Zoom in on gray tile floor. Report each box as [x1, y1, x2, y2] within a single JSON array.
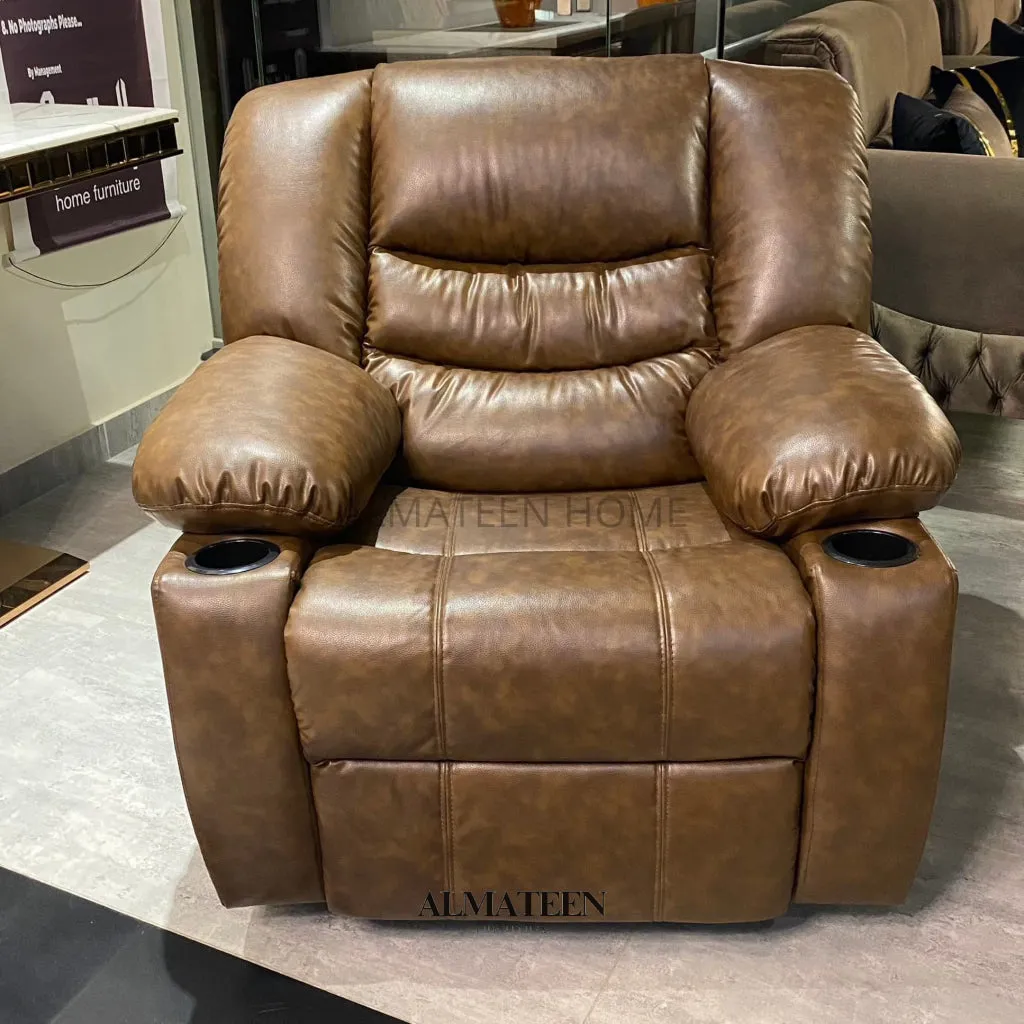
[[0, 417, 1022, 1024]]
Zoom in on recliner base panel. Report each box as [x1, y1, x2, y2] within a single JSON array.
[[313, 759, 802, 923], [151, 514, 956, 923]]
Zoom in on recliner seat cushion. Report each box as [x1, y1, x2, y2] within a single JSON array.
[[346, 482, 753, 555], [285, 483, 815, 765]]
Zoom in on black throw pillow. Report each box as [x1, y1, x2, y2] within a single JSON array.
[[891, 92, 988, 155], [991, 17, 1024, 57], [931, 55, 1023, 157]]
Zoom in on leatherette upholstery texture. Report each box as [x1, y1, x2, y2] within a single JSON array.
[[285, 483, 816, 765], [218, 72, 372, 362], [133, 337, 402, 536], [686, 326, 962, 538], [138, 55, 961, 921], [152, 535, 323, 908], [313, 760, 803, 923], [785, 518, 957, 903]]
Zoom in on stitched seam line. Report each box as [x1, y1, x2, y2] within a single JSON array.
[[629, 491, 670, 919], [750, 483, 943, 537], [437, 764, 446, 892], [447, 493, 463, 556], [655, 763, 668, 921], [140, 501, 335, 525], [437, 764, 451, 893], [430, 495, 459, 760], [662, 763, 670, 921], [448, 764, 456, 894], [631, 492, 673, 760], [443, 763, 454, 893]]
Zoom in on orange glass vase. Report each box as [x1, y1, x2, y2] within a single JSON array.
[[494, 0, 541, 28]]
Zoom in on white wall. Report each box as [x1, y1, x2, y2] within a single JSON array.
[[0, 0, 215, 475]]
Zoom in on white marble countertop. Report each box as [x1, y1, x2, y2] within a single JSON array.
[[0, 103, 178, 162]]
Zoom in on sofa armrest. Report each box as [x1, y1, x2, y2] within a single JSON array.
[[686, 326, 961, 538], [762, 3, 910, 147], [870, 149, 1024, 337], [133, 336, 401, 537]]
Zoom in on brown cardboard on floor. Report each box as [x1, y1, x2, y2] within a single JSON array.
[[0, 540, 89, 628]]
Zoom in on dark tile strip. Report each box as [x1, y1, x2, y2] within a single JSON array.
[[0, 867, 405, 1024]]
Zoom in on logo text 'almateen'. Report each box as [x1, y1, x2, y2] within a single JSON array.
[[419, 890, 607, 918]]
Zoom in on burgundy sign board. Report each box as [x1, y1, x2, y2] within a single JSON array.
[[0, 0, 179, 256]]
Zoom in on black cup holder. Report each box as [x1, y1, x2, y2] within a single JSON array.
[[185, 538, 281, 576], [823, 529, 919, 568]]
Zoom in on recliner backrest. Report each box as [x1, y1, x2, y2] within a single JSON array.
[[218, 56, 871, 493]]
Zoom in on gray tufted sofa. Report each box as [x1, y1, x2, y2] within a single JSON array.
[[763, 0, 1024, 417], [870, 150, 1024, 419]]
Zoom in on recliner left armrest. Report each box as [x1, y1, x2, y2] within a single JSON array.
[[686, 325, 961, 539], [133, 335, 402, 537]]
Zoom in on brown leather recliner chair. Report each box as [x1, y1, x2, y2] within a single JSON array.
[[133, 56, 962, 923]]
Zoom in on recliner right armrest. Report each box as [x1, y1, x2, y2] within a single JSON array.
[[686, 326, 961, 539]]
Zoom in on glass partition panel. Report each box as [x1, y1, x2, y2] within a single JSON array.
[[719, 0, 844, 61], [213, 0, 701, 132], [314, 1, 696, 67], [312, 0, 614, 71]]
